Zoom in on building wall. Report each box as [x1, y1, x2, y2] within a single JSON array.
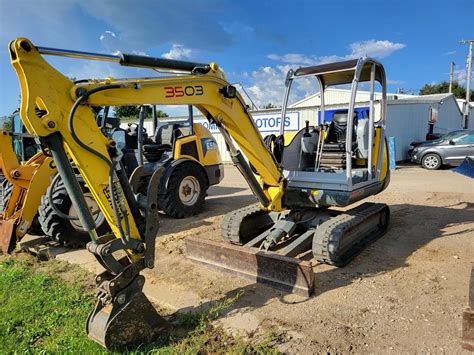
[[289, 88, 413, 108], [385, 103, 432, 160]]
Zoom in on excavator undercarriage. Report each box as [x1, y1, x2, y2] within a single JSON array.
[[187, 201, 390, 296]]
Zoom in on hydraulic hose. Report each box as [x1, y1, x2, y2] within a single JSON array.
[[68, 84, 132, 243]]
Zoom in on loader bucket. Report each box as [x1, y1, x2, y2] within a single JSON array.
[[185, 236, 314, 296], [0, 219, 16, 253], [87, 275, 168, 350]]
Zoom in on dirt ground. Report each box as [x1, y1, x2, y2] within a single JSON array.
[[17, 164, 473, 353], [143, 164, 474, 353]]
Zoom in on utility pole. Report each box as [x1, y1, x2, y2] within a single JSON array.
[[460, 40, 473, 129], [449, 61, 455, 93]]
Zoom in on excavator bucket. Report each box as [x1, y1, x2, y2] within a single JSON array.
[[185, 236, 314, 296], [0, 219, 16, 253], [87, 274, 168, 350]]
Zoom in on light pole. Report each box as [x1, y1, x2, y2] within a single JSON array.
[[460, 40, 473, 129]]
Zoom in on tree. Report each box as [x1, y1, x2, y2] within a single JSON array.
[[262, 103, 277, 109], [113, 106, 169, 119], [2, 117, 12, 131], [419, 81, 473, 101], [113, 105, 140, 118]]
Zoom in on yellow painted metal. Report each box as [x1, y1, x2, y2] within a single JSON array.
[[10, 38, 143, 262], [9, 38, 286, 261], [372, 127, 388, 181], [76, 77, 282, 187], [172, 124, 221, 166], [0, 131, 56, 246]]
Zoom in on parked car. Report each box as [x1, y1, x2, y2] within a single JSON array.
[[409, 130, 474, 170]]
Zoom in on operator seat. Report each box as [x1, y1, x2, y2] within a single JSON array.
[[319, 110, 358, 170], [143, 124, 183, 162], [326, 111, 358, 145]]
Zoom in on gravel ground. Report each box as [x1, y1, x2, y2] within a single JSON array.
[[149, 165, 474, 353], [14, 164, 473, 353]]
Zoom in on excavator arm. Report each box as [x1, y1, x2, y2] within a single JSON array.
[[9, 37, 285, 349]]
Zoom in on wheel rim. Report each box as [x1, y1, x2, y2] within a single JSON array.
[[178, 176, 200, 206], [424, 155, 439, 168], [68, 193, 104, 231]]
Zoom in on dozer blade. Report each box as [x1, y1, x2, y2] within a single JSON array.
[[87, 275, 168, 350], [186, 236, 314, 296], [0, 219, 16, 253]]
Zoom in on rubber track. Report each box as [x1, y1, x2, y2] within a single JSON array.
[[221, 204, 263, 245], [312, 202, 389, 267]]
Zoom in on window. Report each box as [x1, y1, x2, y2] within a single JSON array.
[[454, 133, 474, 144]]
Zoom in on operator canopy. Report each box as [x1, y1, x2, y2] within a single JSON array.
[[294, 58, 386, 87]]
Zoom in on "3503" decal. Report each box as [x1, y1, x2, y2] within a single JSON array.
[[164, 85, 203, 98]]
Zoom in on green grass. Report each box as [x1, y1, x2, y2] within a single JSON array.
[[0, 255, 277, 354]]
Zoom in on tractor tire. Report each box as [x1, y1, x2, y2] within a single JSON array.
[[160, 163, 207, 218], [38, 176, 110, 248], [422, 153, 442, 170], [0, 179, 13, 212]]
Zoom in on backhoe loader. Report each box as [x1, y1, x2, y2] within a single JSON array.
[[9, 38, 389, 349], [0, 112, 56, 252], [37, 105, 223, 248]]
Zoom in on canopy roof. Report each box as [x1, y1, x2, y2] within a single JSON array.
[[293, 58, 385, 87]]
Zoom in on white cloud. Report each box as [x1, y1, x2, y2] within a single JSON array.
[[444, 50, 456, 55], [248, 39, 406, 107], [267, 53, 316, 65], [348, 40, 405, 58], [268, 40, 406, 67], [387, 79, 404, 85], [66, 60, 122, 81], [99, 30, 123, 54], [162, 44, 192, 60], [100, 30, 116, 41], [243, 65, 317, 108]]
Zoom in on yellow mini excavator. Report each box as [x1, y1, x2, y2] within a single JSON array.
[[9, 38, 390, 349]]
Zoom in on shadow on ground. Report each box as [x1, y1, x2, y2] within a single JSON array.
[[178, 201, 474, 318], [158, 189, 256, 235]]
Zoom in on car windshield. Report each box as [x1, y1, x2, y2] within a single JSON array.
[[431, 131, 467, 144]]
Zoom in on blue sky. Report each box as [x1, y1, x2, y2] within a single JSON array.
[[0, 0, 473, 117]]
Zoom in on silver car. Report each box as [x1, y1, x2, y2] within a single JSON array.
[[409, 130, 474, 170]]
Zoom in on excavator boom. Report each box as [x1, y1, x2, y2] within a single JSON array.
[[9, 38, 286, 349]]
